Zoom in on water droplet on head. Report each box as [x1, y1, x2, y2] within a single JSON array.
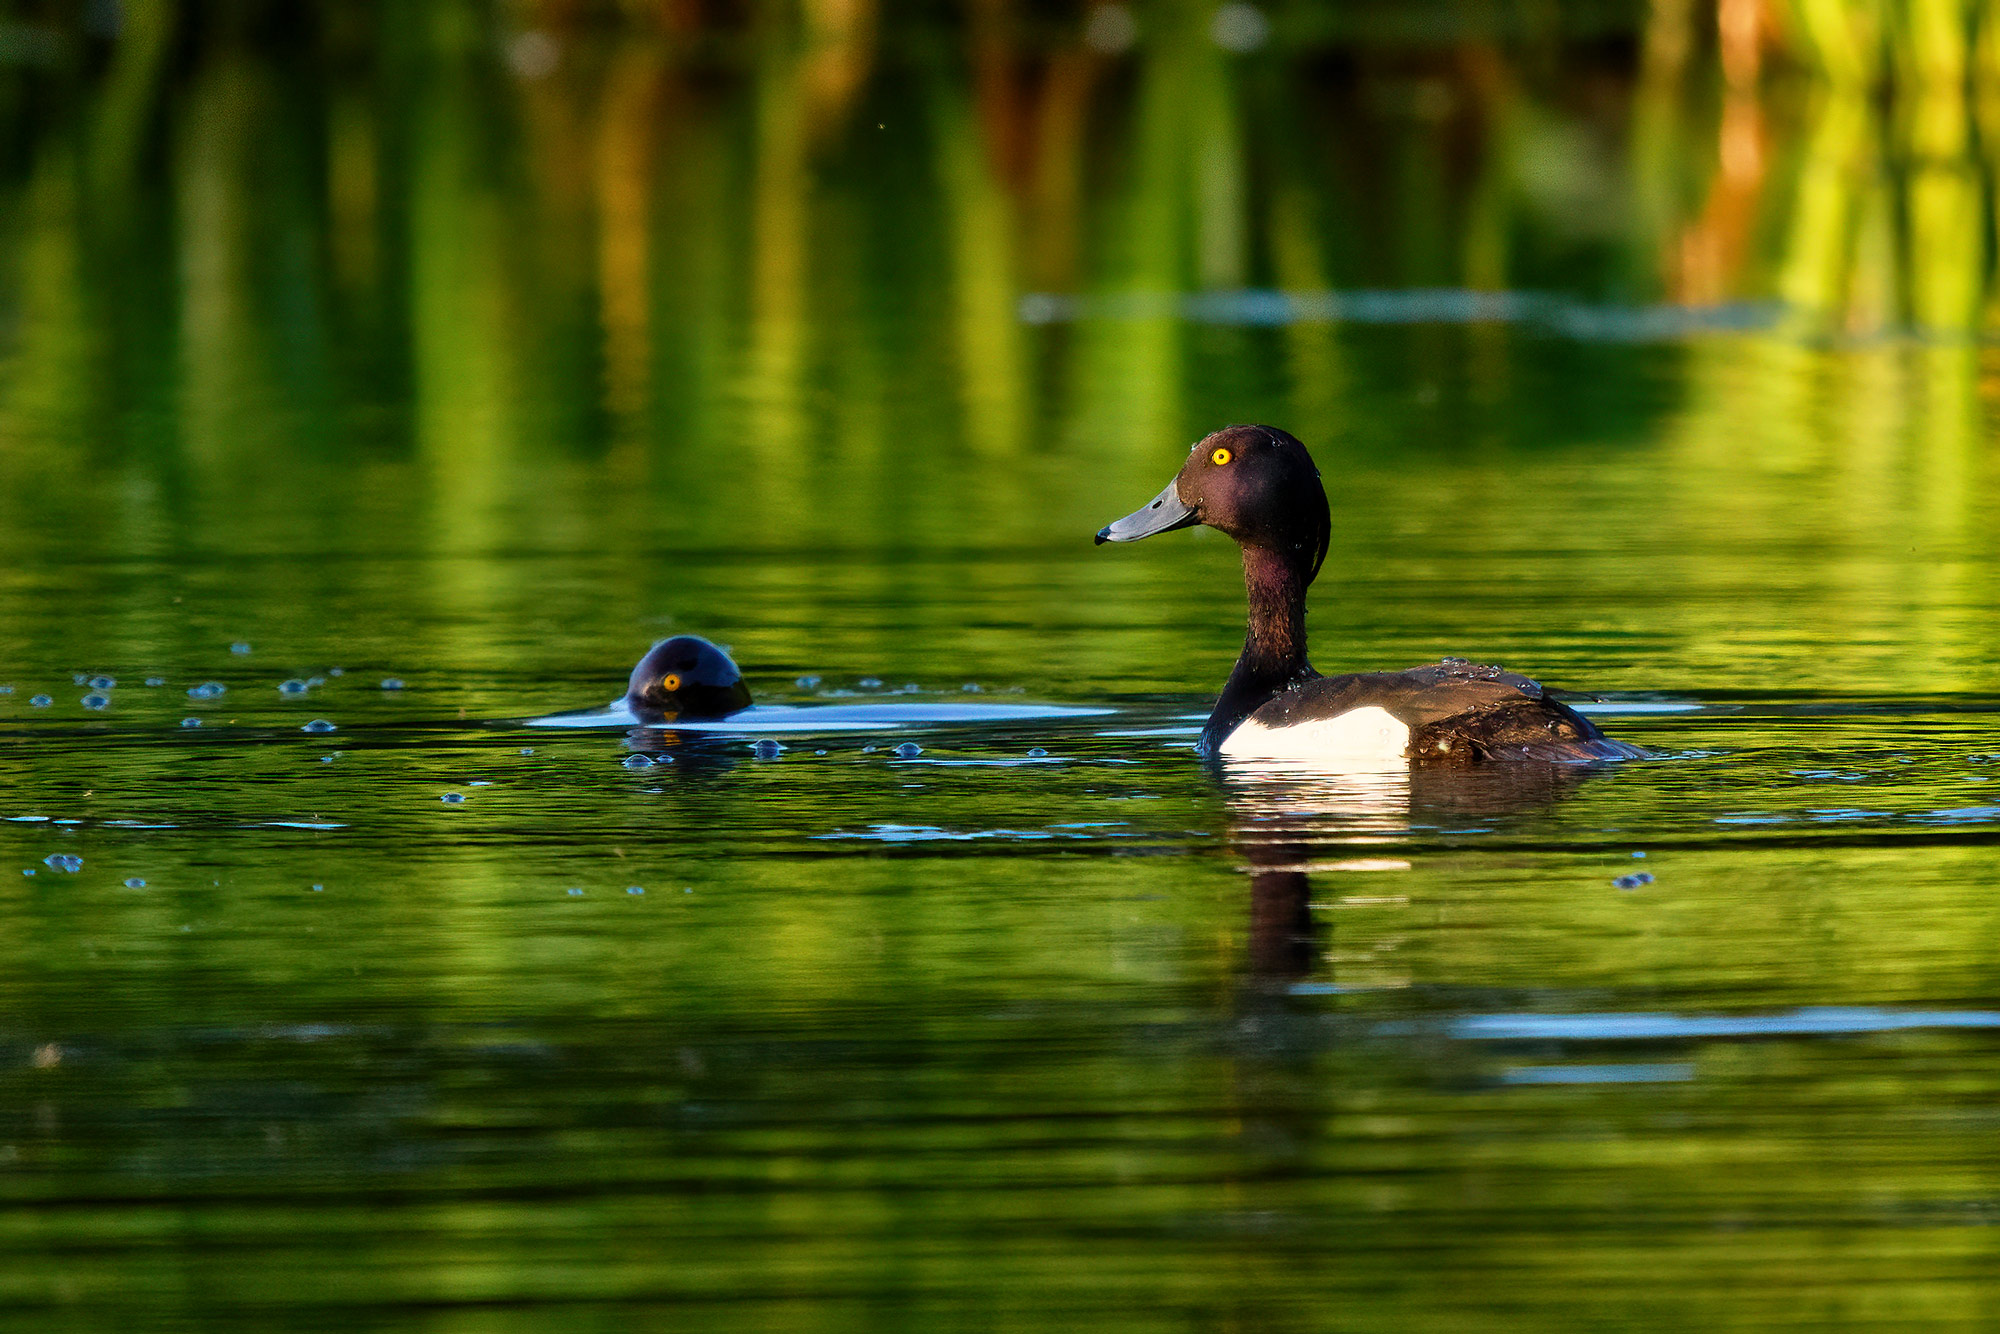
[[23, 868, 36, 876], [1613, 872, 1655, 890], [187, 682, 225, 699], [441, 792, 465, 804], [302, 720, 336, 733], [279, 679, 309, 695], [622, 754, 655, 769], [626, 886, 644, 895], [962, 683, 982, 693], [1028, 747, 1049, 758], [311, 884, 324, 892], [795, 675, 822, 689], [754, 739, 784, 759], [144, 677, 165, 687], [30, 695, 52, 708], [88, 676, 115, 690], [894, 742, 924, 759], [380, 678, 405, 691], [859, 678, 883, 690], [519, 747, 534, 755], [81, 693, 109, 710], [123, 877, 145, 889], [181, 717, 202, 729], [43, 854, 82, 873], [566, 887, 584, 897], [230, 642, 252, 655], [327, 668, 343, 677]]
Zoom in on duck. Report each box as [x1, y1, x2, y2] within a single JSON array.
[[624, 636, 753, 723], [1095, 425, 1645, 764]]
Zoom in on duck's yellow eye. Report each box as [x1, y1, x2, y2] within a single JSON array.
[[662, 674, 682, 691], [1211, 447, 1233, 466]]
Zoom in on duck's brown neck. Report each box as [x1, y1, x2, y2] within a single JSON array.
[[1199, 546, 1318, 755]]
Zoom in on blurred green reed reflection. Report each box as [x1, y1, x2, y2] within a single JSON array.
[[6, 4, 2000, 1331]]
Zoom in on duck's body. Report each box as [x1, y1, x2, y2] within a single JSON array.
[[1096, 425, 1643, 765]]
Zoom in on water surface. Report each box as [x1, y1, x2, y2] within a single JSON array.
[[7, 10, 2000, 1330]]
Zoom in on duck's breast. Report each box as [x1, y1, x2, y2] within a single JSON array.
[[1217, 703, 1409, 760]]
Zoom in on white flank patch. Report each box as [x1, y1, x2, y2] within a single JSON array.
[[1218, 705, 1410, 760]]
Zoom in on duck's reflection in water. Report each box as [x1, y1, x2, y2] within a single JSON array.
[[621, 726, 744, 781], [1219, 758, 1611, 992]]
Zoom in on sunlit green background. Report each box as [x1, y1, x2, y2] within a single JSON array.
[[6, 1, 2000, 1328]]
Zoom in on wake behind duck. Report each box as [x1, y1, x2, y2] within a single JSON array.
[[528, 635, 1111, 732]]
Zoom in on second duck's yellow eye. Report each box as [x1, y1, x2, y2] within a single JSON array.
[[663, 674, 682, 691], [1211, 447, 1233, 466]]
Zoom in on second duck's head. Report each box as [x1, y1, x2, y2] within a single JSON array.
[[1094, 425, 1330, 580], [624, 635, 753, 723]]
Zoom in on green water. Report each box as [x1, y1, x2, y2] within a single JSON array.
[[7, 8, 2000, 1329]]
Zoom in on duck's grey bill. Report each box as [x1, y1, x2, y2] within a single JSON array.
[[1095, 482, 1197, 544]]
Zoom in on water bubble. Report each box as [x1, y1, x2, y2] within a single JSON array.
[[279, 679, 309, 695], [88, 676, 115, 690], [1613, 872, 1655, 890], [1632, 851, 1647, 859], [302, 719, 336, 733], [123, 877, 145, 889], [1028, 747, 1049, 758], [795, 675, 822, 689], [81, 693, 109, 710], [230, 642, 251, 655], [626, 885, 645, 896], [30, 695, 52, 708], [380, 678, 405, 691], [566, 887, 584, 897], [144, 677, 165, 687], [508, 29, 561, 79], [859, 677, 883, 689], [311, 884, 324, 892], [1200, 4, 1264, 56], [893, 742, 924, 759], [43, 854, 82, 873], [1083, 3, 1136, 52], [754, 740, 784, 759], [441, 792, 465, 804], [187, 682, 226, 699], [623, 754, 655, 769], [519, 748, 535, 755], [319, 755, 335, 763], [814, 749, 827, 756], [180, 717, 202, 728]]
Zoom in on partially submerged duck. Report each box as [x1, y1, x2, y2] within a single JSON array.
[[625, 636, 752, 723], [1096, 425, 1644, 763]]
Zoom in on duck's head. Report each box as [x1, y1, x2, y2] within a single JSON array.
[[1094, 425, 1330, 580], [623, 636, 753, 723]]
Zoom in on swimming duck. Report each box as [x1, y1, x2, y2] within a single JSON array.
[[624, 636, 753, 723], [1096, 425, 1644, 763]]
